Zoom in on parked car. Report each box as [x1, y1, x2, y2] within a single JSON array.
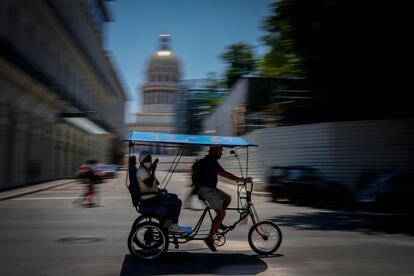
[[266, 166, 350, 205], [355, 171, 414, 213], [95, 164, 118, 179]]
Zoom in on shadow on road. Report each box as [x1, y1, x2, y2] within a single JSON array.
[[271, 210, 414, 235], [120, 252, 268, 275]]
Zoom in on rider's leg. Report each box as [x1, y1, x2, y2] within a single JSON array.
[[221, 191, 231, 209], [211, 191, 231, 234], [158, 193, 182, 224], [208, 207, 225, 240]]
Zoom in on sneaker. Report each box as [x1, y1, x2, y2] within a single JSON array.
[[179, 225, 193, 234], [204, 237, 217, 252], [168, 223, 185, 233]]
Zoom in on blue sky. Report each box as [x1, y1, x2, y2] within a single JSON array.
[[106, 0, 274, 119]]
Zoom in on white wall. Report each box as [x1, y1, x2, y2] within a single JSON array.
[[203, 79, 248, 136], [216, 119, 414, 191]]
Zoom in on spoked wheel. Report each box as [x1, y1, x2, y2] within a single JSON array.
[[132, 215, 159, 227], [213, 233, 226, 247], [128, 221, 169, 261], [248, 220, 282, 255]]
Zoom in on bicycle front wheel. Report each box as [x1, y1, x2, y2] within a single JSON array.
[[248, 220, 282, 255]]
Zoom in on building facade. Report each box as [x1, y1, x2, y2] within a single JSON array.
[[203, 77, 308, 136], [202, 77, 413, 191], [176, 79, 227, 135], [0, 0, 127, 190]]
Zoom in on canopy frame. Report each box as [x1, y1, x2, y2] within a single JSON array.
[[125, 131, 257, 190]]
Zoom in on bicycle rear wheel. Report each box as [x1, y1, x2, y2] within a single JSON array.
[[128, 221, 169, 261], [248, 220, 282, 255]]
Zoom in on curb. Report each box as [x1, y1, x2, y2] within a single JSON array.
[[0, 180, 78, 201]]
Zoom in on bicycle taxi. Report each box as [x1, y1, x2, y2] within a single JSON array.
[[125, 131, 282, 261]]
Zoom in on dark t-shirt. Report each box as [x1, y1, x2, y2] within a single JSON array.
[[199, 155, 224, 189]]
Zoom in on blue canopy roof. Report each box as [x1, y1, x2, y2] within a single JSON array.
[[127, 131, 257, 148]]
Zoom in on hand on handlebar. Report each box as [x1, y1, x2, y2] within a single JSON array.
[[237, 177, 253, 183]]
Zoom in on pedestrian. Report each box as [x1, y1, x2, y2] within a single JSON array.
[[74, 159, 100, 207], [196, 145, 252, 251]]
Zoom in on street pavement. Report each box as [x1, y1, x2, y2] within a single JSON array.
[[1, 171, 414, 275]]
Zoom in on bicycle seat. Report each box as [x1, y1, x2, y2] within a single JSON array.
[[197, 194, 211, 208]]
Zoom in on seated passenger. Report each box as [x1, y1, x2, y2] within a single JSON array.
[[130, 152, 184, 233]]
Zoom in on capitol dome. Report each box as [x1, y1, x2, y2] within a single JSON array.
[[146, 34, 181, 82], [148, 51, 180, 70], [141, 35, 181, 114]]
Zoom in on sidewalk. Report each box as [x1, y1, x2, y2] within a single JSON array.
[[0, 179, 77, 201]]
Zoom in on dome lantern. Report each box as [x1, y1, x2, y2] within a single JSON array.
[[147, 34, 181, 80]]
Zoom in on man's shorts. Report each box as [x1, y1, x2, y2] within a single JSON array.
[[197, 187, 225, 209]]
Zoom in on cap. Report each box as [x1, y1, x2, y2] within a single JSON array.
[[209, 145, 223, 151], [138, 151, 151, 163]]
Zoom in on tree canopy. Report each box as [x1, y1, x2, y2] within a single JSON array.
[[261, 0, 414, 120], [220, 43, 257, 88]]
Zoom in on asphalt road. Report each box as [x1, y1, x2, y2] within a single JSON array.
[[1, 172, 414, 275]]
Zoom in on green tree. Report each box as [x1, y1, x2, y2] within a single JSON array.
[[260, 11, 303, 77], [220, 43, 256, 88], [263, 0, 414, 119]]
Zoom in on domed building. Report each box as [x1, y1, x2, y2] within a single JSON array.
[[127, 35, 182, 154], [142, 34, 181, 114]]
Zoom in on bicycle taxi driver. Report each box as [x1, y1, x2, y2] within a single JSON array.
[[135, 151, 185, 233], [197, 145, 252, 251]]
